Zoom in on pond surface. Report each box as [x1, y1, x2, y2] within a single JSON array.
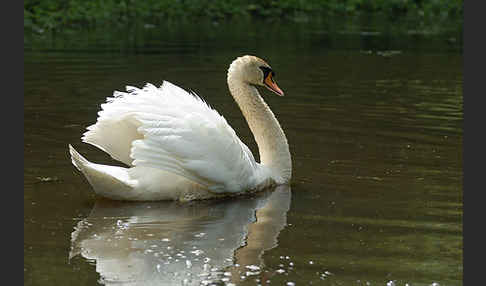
[[24, 18, 462, 286]]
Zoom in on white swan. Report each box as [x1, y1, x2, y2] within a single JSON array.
[[69, 55, 291, 201]]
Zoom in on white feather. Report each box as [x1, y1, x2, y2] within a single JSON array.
[[78, 81, 266, 197]]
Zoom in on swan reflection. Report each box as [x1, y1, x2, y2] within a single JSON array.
[[70, 185, 291, 285]]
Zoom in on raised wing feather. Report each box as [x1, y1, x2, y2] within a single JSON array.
[[84, 81, 260, 193]]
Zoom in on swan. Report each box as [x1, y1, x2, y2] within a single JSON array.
[[69, 55, 291, 201]]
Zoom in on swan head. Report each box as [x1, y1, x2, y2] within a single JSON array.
[[228, 55, 284, 96]]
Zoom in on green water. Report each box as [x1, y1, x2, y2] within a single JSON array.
[[24, 19, 462, 285]]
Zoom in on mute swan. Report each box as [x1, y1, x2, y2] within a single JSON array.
[[69, 55, 291, 201]]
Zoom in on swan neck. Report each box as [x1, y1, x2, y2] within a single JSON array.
[[227, 71, 291, 183]]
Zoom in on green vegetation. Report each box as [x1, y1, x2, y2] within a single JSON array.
[[25, 0, 463, 33]]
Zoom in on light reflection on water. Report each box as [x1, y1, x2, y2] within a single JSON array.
[[70, 186, 291, 285]]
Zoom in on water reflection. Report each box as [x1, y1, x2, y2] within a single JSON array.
[[69, 185, 291, 285]]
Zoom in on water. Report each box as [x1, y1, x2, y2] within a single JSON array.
[[24, 18, 462, 285]]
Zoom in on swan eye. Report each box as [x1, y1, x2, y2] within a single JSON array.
[[260, 66, 284, 96], [259, 66, 274, 83]]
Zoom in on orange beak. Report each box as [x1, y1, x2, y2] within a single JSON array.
[[264, 73, 284, 96]]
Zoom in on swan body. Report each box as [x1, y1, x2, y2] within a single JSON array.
[[69, 55, 291, 201]]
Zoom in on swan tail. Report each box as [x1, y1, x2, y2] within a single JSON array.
[[68, 144, 140, 200], [68, 145, 216, 201], [69, 144, 89, 172]]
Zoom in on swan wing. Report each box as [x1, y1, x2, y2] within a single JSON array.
[[84, 81, 260, 193]]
